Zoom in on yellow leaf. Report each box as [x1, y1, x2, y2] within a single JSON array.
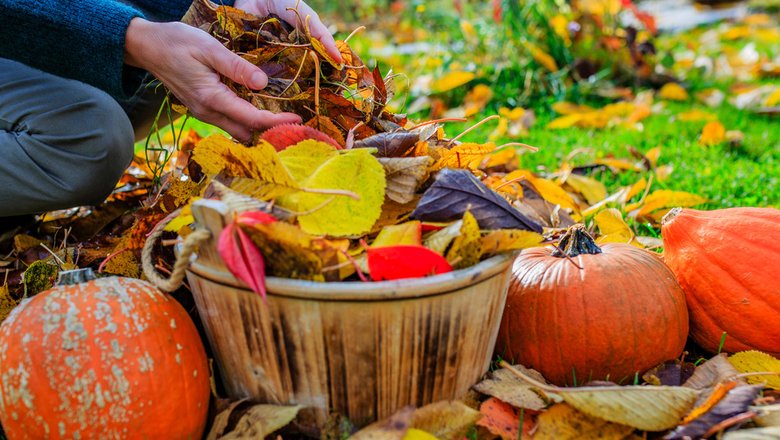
[[403, 429, 438, 440], [595, 158, 643, 172], [431, 71, 475, 93], [552, 102, 595, 115], [658, 83, 689, 101], [310, 37, 343, 69], [463, 84, 494, 117], [654, 165, 674, 182], [621, 177, 647, 204], [721, 25, 751, 41], [372, 221, 422, 247], [645, 147, 661, 168], [433, 142, 496, 171], [678, 109, 718, 122], [550, 14, 571, 43], [424, 221, 462, 255], [636, 190, 707, 218], [278, 148, 386, 237], [411, 401, 482, 440], [164, 199, 199, 233], [699, 121, 726, 147], [729, 351, 780, 390], [505, 170, 578, 211], [242, 221, 326, 281], [547, 114, 586, 129], [278, 140, 340, 181], [193, 134, 299, 200], [578, 0, 621, 15], [601, 102, 636, 118], [534, 403, 635, 440], [564, 173, 607, 205], [446, 211, 482, 269], [764, 88, 780, 107], [594, 208, 639, 246], [480, 230, 544, 256], [529, 45, 559, 72]]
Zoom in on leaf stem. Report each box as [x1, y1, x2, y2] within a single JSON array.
[[447, 115, 500, 146]]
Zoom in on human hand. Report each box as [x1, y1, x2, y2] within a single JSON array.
[[124, 18, 301, 143], [233, 0, 342, 64]]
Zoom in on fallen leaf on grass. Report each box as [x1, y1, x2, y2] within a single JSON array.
[[729, 351, 780, 390], [431, 71, 476, 93], [659, 83, 689, 101], [206, 400, 301, 440], [411, 400, 482, 440], [630, 190, 707, 222], [699, 121, 727, 146], [562, 173, 607, 206], [677, 110, 718, 122], [476, 397, 534, 440], [412, 169, 543, 232], [378, 157, 433, 204], [504, 170, 578, 212], [472, 364, 551, 411], [534, 403, 635, 440], [594, 209, 638, 246]]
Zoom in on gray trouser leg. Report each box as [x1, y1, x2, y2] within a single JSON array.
[[0, 58, 135, 216]]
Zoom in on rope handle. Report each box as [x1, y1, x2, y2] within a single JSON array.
[[142, 208, 212, 292]]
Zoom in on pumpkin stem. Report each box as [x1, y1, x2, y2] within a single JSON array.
[[551, 225, 602, 258], [56, 268, 97, 286]]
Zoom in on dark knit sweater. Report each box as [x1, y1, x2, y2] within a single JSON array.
[[0, 0, 232, 99]]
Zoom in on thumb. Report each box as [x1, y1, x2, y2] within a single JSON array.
[[209, 45, 269, 90]]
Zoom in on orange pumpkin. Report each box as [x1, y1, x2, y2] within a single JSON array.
[[662, 207, 780, 355], [496, 225, 689, 386], [0, 271, 210, 439]]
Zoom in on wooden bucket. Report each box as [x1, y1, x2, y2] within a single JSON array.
[[185, 200, 513, 432]]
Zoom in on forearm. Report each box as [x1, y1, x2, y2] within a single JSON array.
[[0, 0, 145, 99]]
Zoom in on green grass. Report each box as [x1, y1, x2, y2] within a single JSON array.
[[443, 100, 779, 208]]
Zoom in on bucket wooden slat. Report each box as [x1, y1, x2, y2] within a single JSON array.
[[185, 200, 512, 433]]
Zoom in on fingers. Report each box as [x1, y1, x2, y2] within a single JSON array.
[[190, 85, 301, 142], [207, 43, 269, 90], [270, 0, 343, 64]]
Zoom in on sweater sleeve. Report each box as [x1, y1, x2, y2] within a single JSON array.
[[0, 0, 146, 99]]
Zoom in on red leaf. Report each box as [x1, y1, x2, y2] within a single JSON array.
[[236, 210, 277, 227], [217, 222, 267, 299], [367, 245, 452, 281], [260, 124, 342, 151]]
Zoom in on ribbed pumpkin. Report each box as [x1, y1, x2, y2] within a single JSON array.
[[0, 270, 210, 439], [496, 225, 689, 386], [662, 207, 780, 355]]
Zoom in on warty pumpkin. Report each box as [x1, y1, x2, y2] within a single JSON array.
[[496, 225, 689, 386], [0, 270, 210, 439], [662, 207, 780, 355]]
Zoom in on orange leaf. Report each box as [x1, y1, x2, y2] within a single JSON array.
[[699, 121, 726, 147], [477, 397, 534, 440]]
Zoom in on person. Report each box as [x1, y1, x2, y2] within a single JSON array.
[[0, 0, 341, 218]]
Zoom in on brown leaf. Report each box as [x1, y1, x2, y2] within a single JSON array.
[[355, 131, 421, 157], [305, 116, 346, 147], [472, 364, 551, 411], [206, 399, 302, 440], [378, 156, 433, 204], [411, 401, 482, 440], [684, 354, 744, 390]]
